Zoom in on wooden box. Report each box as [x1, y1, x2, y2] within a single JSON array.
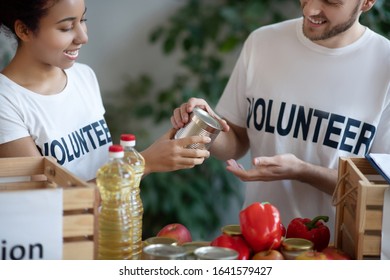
[[0, 156, 97, 260], [334, 157, 390, 259]]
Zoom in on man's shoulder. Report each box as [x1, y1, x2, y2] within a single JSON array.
[[367, 28, 390, 47], [245, 18, 300, 46], [251, 18, 300, 36]]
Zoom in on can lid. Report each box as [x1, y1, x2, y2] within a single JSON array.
[[143, 244, 188, 258], [221, 224, 242, 236], [282, 238, 314, 251], [144, 236, 178, 246], [181, 241, 210, 253], [194, 246, 238, 260], [193, 107, 222, 131]]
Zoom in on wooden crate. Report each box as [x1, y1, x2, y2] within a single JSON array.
[[0, 156, 98, 260], [334, 157, 389, 259]]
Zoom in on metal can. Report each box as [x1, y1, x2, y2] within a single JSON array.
[[194, 246, 238, 260], [181, 241, 210, 260], [174, 107, 222, 150], [142, 244, 188, 260], [280, 238, 314, 260], [221, 224, 241, 236], [143, 236, 178, 247]]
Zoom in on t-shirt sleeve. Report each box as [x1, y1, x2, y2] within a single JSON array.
[[370, 95, 390, 153], [215, 32, 255, 128], [0, 94, 30, 144]]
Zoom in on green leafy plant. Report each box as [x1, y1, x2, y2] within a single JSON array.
[[361, 0, 390, 38], [104, 0, 389, 240]]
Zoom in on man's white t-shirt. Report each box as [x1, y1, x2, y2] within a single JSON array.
[[216, 18, 390, 237], [0, 63, 112, 181]]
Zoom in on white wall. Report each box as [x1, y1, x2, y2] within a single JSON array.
[[0, 0, 184, 93], [81, 0, 184, 93]]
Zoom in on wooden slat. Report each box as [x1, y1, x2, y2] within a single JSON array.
[[363, 183, 388, 206], [340, 228, 356, 259], [0, 181, 47, 191], [0, 157, 44, 177], [63, 214, 94, 238], [343, 206, 356, 241], [347, 158, 377, 175], [362, 234, 381, 257], [365, 208, 383, 231], [63, 187, 95, 211], [43, 158, 88, 188], [335, 158, 348, 247], [63, 241, 94, 260]]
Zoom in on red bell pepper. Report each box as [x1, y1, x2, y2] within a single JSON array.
[[286, 215, 330, 252], [239, 202, 282, 253], [210, 233, 251, 260]]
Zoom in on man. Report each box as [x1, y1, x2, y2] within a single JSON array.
[[171, 0, 390, 237]]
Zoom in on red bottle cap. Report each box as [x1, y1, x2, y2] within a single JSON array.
[[120, 134, 136, 141], [108, 144, 124, 152]]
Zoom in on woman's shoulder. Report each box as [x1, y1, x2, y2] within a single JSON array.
[[66, 62, 98, 82], [67, 62, 95, 75], [0, 73, 22, 99]]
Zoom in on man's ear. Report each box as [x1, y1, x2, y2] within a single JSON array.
[[361, 0, 376, 13], [14, 20, 31, 42]]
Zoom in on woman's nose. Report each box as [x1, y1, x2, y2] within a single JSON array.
[[74, 23, 88, 45]]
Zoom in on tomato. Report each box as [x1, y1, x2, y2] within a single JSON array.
[[239, 202, 282, 253], [210, 233, 251, 260]]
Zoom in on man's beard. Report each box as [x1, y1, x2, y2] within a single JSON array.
[[302, 3, 360, 41]]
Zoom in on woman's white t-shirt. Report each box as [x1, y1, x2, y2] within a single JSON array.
[[0, 63, 112, 181]]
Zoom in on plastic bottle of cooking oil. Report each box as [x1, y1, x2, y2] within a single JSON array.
[[96, 144, 139, 260], [120, 134, 145, 259], [120, 134, 145, 190]]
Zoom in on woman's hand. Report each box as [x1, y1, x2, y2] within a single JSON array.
[[171, 97, 229, 132], [141, 128, 211, 176]]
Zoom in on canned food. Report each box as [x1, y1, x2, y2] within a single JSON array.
[[182, 241, 210, 260], [221, 224, 241, 236], [174, 107, 222, 150], [194, 246, 238, 260], [281, 238, 314, 260], [142, 244, 188, 260], [143, 236, 178, 247]]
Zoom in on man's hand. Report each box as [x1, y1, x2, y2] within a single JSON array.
[[171, 97, 229, 132], [226, 154, 301, 182], [225, 154, 337, 195]]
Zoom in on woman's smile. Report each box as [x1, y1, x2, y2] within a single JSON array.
[[64, 49, 80, 60]]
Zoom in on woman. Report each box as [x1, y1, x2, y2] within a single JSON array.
[[0, 0, 210, 181]]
